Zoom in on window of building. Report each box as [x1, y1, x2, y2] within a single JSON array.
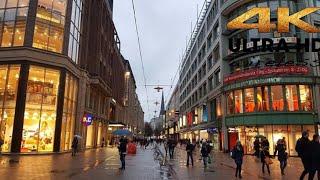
[[244, 88, 255, 113], [216, 97, 222, 117], [257, 86, 269, 112], [271, 86, 284, 111], [214, 68, 221, 86], [68, 0, 83, 64], [21, 66, 60, 152], [227, 92, 234, 115], [33, 0, 67, 53], [0, 65, 20, 152], [0, 0, 29, 47], [235, 90, 243, 114], [60, 73, 78, 151], [300, 85, 312, 111], [286, 85, 299, 111]]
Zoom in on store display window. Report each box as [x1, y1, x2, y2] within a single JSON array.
[[286, 85, 299, 111], [0, 65, 20, 152], [244, 88, 254, 113], [300, 85, 312, 111], [234, 90, 243, 114], [21, 66, 60, 152], [227, 92, 234, 115], [256, 86, 269, 112], [271, 86, 284, 111]]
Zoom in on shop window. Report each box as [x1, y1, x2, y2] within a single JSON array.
[[216, 97, 222, 117], [257, 86, 269, 112], [286, 85, 299, 111], [234, 90, 243, 114], [300, 85, 312, 111], [271, 86, 284, 111], [60, 73, 78, 151], [244, 88, 255, 113], [0, 65, 20, 152], [21, 66, 60, 152], [227, 92, 234, 115]]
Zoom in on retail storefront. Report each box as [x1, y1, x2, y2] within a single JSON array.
[[0, 64, 78, 153]]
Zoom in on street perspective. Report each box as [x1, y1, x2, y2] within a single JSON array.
[[2, 0, 320, 180]]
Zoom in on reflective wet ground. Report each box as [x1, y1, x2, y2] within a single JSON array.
[[0, 145, 305, 180]]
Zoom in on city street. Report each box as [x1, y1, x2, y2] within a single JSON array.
[[0, 144, 305, 180]]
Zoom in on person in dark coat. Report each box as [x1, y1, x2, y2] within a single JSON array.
[[296, 131, 312, 180], [186, 140, 194, 166], [232, 141, 244, 179], [261, 137, 270, 150], [201, 141, 209, 168], [71, 136, 78, 156], [118, 137, 127, 170], [168, 139, 176, 159], [274, 139, 288, 175], [309, 134, 320, 180], [253, 138, 260, 158], [261, 146, 271, 174]]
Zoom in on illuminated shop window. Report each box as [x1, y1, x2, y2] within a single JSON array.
[[33, 0, 66, 53], [60, 73, 78, 151], [234, 90, 243, 114], [216, 97, 222, 117], [0, 65, 20, 152], [244, 88, 255, 113], [300, 85, 312, 111], [0, 0, 29, 47], [271, 86, 284, 111], [21, 66, 60, 152], [286, 85, 299, 112], [257, 86, 269, 112], [227, 92, 234, 115], [68, 0, 83, 64]]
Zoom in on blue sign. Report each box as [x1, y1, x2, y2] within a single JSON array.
[[207, 128, 218, 134], [202, 105, 208, 122], [82, 113, 93, 126]]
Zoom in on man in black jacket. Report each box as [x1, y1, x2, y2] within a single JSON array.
[[118, 137, 127, 170], [309, 134, 320, 180], [186, 140, 194, 166], [296, 131, 311, 180]]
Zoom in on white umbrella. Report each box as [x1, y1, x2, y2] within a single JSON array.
[[74, 135, 82, 139]]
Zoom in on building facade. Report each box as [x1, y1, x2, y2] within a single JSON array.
[[165, 86, 180, 140], [0, 0, 143, 153], [176, 0, 320, 155]]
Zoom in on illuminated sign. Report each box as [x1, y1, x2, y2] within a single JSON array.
[[224, 66, 309, 84], [227, 8, 320, 33], [82, 113, 93, 126]]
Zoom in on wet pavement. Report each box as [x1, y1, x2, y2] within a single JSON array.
[[0, 144, 306, 180]]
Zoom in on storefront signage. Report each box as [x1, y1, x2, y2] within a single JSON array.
[[187, 112, 193, 126], [82, 113, 93, 126], [202, 105, 208, 122], [224, 66, 309, 84], [207, 128, 218, 134]]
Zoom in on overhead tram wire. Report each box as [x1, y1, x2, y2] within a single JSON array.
[[131, 0, 150, 115]]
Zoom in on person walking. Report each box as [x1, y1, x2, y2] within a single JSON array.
[[101, 137, 105, 148], [71, 136, 78, 156], [274, 139, 288, 175], [296, 131, 312, 180], [309, 134, 320, 180], [201, 141, 209, 168], [253, 138, 260, 158], [118, 137, 127, 170], [186, 140, 194, 166], [207, 140, 213, 164], [168, 139, 176, 159], [261, 137, 270, 150], [164, 139, 168, 156], [232, 141, 244, 179], [261, 146, 271, 175]]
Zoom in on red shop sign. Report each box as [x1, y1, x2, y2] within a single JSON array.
[[187, 112, 193, 126], [224, 66, 309, 84]]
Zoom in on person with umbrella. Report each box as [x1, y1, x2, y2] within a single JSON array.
[[118, 136, 128, 170]]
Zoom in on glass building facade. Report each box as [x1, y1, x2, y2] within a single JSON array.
[[0, 0, 82, 153]]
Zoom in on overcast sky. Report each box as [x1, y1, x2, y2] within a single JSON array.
[[113, 0, 205, 122]]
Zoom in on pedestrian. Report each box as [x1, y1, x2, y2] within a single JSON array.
[[164, 139, 168, 156], [274, 138, 288, 175], [118, 137, 127, 170], [201, 141, 209, 168], [296, 131, 312, 180], [253, 137, 260, 158], [231, 141, 244, 179], [261, 146, 271, 174], [261, 137, 270, 150], [168, 139, 176, 159], [186, 140, 194, 166], [207, 140, 213, 164], [101, 137, 105, 148], [71, 136, 78, 156], [309, 134, 320, 180]]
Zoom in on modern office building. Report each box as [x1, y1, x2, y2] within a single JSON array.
[[0, 0, 143, 153], [175, 0, 320, 155]]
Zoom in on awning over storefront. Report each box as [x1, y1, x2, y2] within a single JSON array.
[[191, 122, 217, 131]]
